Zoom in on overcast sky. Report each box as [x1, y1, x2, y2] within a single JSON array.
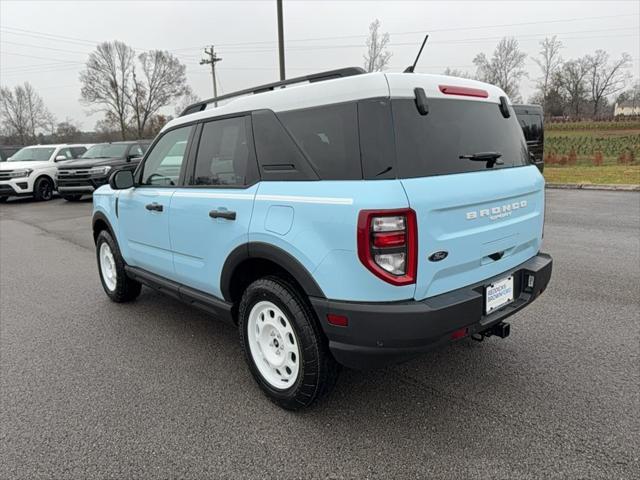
[[1, 0, 638, 129]]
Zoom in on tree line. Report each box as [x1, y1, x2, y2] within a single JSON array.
[[363, 20, 634, 119], [1, 26, 635, 145]]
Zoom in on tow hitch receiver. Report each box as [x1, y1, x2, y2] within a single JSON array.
[[471, 322, 511, 342]]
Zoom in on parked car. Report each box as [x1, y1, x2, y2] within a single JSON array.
[[0, 145, 23, 162], [56, 141, 150, 201], [513, 104, 544, 172], [0, 144, 90, 201], [92, 68, 552, 409]]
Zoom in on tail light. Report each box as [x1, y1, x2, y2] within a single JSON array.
[[357, 208, 417, 286]]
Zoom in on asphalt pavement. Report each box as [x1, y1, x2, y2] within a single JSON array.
[[1, 190, 639, 479]]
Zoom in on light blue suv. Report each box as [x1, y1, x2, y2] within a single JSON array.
[[92, 68, 552, 409]]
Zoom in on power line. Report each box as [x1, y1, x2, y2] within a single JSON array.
[[1, 39, 93, 56], [214, 28, 639, 54], [2, 12, 636, 51], [0, 51, 84, 64]]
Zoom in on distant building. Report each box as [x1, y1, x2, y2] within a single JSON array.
[[614, 101, 640, 116]]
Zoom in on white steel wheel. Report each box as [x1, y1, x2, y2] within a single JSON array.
[[247, 300, 300, 390], [99, 242, 117, 292]]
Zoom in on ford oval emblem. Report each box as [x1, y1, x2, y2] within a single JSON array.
[[429, 251, 448, 262]]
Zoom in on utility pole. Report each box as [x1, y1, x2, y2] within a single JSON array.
[[200, 46, 222, 106], [277, 0, 285, 80]]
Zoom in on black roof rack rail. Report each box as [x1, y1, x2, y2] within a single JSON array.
[[180, 66, 366, 117]]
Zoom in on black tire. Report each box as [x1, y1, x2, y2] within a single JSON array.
[[0, 197, 7, 203], [95, 230, 141, 302], [62, 194, 83, 201], [33, 176, 54, 201], [238, 276, 340, 410]]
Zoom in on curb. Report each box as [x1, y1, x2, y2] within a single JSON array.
[[546, 183, 640, 192]]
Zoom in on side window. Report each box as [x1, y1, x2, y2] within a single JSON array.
[[129, 144, 144, 158], [278, 102, 362, 180], [56, 148, 72, 160], [190, 116, 257, 186], [70, 147, 86, 158], [140, 125, 193, 186]]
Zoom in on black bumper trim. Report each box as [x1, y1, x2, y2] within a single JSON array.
[[311, 253, 552, 369], [0, 184, 31, 197]]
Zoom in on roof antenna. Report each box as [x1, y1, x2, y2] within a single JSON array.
[[403, 35, 429, 73]]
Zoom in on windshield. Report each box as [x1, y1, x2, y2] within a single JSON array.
[[392, 98, 529, 178], [81, 144, 128, 159], [8, 147, 55, 162]]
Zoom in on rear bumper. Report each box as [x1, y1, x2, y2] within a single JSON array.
[[311, 253, 552, 369]]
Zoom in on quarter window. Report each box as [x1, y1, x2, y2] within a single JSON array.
[[278, 103, 362, 180], [191, 116, 256, 186], [140, 125, 193, 186]]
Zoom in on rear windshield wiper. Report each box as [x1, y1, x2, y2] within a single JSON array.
[[459, 152, 503, 168]]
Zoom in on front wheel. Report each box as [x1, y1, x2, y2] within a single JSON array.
[[33, 177, 54, 201], [96, 230, 141, 302], [239, 276, 340, 410]]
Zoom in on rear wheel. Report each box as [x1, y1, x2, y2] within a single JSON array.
[[239, 276, 340, 410], [62, 194, 83, 201], [33, 177, 53, 201], [96, 230, 141, 302]]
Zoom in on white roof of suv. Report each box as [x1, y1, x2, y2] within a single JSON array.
[[165, 71, 508, 133]]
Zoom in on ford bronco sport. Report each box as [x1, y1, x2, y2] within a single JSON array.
[[92, 68, 552, 409]]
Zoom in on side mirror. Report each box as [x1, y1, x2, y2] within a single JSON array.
[[55, 155, 67, 161], [109, 169, 135, 190]]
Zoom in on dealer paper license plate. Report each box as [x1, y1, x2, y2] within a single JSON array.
[[485, 276, 514, 314]]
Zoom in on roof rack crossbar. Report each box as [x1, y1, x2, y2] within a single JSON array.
[[180, 67, 366, 117]]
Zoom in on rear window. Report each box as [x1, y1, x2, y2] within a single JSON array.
[[517, 114, 543, 143], [392, 98, 529, 178], [278, 103, 361, 180]]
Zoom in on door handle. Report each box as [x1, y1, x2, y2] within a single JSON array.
[[145, 202, 163, 212], [209, 209, 236, 220]]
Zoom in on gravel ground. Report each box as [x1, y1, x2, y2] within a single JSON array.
[[1, 190, 638, 479]]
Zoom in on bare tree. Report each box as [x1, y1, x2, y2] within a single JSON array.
[[533, 36, 563, 115], [0, 82, 54, 144], [80, 41, 136, 140], [473, 37, 527, 100], [585, 50, 632, 116], [363, 19, 392, 72], [557, 59, 589, 119], [128, 50, 188, 139]]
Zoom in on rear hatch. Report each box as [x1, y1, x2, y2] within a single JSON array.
[[389, 83, 544, 301]]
